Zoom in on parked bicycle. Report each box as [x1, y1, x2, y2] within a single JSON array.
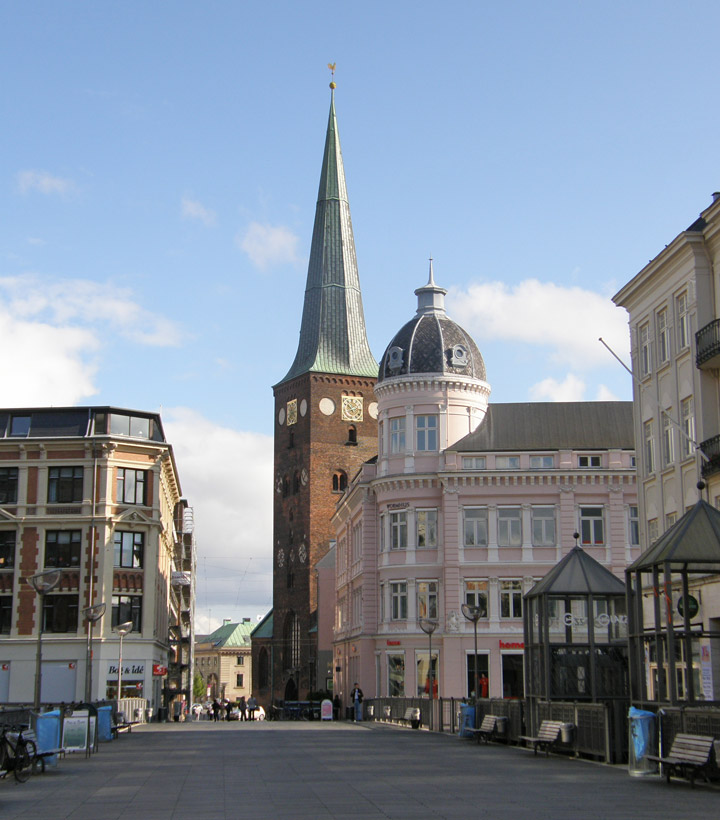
[[0, 724, 37, 783]]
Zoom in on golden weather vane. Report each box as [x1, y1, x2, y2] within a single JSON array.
[[328, 62, 336, 89]]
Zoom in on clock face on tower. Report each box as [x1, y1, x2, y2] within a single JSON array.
[[341, 395, 363, 422]]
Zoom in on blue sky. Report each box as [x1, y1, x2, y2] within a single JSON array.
[[3, 1, 719, 629]]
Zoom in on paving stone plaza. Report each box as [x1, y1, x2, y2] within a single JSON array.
[[1, 721, 717, 820]]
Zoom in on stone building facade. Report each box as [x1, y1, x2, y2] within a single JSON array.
[[0, 406, 194, 710]]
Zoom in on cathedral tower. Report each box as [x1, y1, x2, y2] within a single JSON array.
[[265, 86, 378, 702]]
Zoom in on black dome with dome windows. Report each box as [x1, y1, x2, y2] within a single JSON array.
[[377, 264, 486, 384]]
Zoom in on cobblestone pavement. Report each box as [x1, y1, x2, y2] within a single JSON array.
[[0, 720, 717, 819]]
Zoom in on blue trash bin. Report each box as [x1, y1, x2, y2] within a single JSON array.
[[628, 707, 658, 776], [458, 704, 476, 738]]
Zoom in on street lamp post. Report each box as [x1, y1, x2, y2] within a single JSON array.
[[418, 617, 438, 731], [461, 603, 482, 729], [28, 569, 62, 711], [83, 603, 106, 703], [115, 621, 133, 710]]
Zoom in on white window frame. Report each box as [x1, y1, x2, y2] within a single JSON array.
[[463, 507, 488, 547], [416, 508, 438, 548], [657, 308, 669, 365], [531, 506, 556, 547], [390, 582, 408, 621], [662, 412, 674, 467], [676, 292, 689, 350], [680, 397, 695, 459], [530, 455, 553, 469], [463, 579, 488, 618], [499, 579, 523, 619], [462, 456, 486, 470], [578, 455, 601, 468], [390, 511, 407, 550], [495, 455, 520, 469], [390, 417, 406, 454], [639, 322, 651, 377], [498, 507, 522, 547], [579, 506, 604, 545], [415, 415, 438, 451], [629, 505, 639, 547], [644, 420, 655, 473], [417, 580, 438, 620]]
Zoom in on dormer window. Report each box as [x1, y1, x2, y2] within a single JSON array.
[[449, 344, 468, 367], [387, 346, 404, 371]]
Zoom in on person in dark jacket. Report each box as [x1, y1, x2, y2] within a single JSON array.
[[350, 683, 363, 722], [212, 699, 221, 722]]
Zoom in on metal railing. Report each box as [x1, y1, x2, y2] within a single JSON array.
[[700, 434, 720, 478], [696, 318, 720, 368]]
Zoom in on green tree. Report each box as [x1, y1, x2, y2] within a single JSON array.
[[193, 670, 206, 700]]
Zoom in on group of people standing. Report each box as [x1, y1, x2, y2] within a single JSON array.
[[209, 695, 258, 721]]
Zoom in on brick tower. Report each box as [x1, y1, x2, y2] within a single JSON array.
[[262, 85, 378, 703]]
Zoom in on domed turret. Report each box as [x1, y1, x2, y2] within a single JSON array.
[[375, 262, 491, 458], [378, 261, 486, 383]]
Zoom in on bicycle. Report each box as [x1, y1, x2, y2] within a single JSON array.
[[0, 724, 37, 783]]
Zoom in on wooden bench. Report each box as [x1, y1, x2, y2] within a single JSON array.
[[519, 720, 564, 756], [399, 707, 421, 729], [646, 733, 716, 786], [470, 714, 501, 744]]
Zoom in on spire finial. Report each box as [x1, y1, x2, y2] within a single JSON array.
[[328, 62, 336, 89], [427, 256, 435, 286]]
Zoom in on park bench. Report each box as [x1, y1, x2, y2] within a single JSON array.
[[111, 712, 140, 737], [646, 733, 716, 786], [470, 714, 503, 744], [519, 720, 564, 756], [399, 707, 421, 729]]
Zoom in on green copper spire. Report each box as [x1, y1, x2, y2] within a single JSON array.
[[279, 87, 377, 384]]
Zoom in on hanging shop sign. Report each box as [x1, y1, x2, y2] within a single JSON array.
[[153, 664, 168, 676], [677, 595, 699, 619]]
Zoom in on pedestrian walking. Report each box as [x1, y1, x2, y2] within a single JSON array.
[[247, 694, 257, 721], [212, 698, 221, 722], [350, 682, 363, 722], [238, 695, 247, 721], [225, 700, 233, 721]]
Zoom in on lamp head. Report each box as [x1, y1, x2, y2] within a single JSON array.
[[461, 603, 483, 623], [418, 617, 439, 635], [28, 568, 62, 595], [83, 603, 106, 622], [115, 621, 134, 637]]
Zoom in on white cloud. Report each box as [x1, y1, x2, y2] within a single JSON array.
[[529, 374, 622, 402], [448, 279, 630, 370], [0, 275, 184, 405], [529, 374, 586, 402], [238, 222, 300, 270], [0, 276, 183, 347], [17, 170, 74, 196], [0, 308, 99, 405], [162, 408, 273, 619], [181, 196, 216, 226]]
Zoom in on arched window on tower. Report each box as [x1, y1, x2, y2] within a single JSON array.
[[293, 472, 300, 493], [332, 470, 348, 493], [258, 646, 269, 689], [347, 426, 357, 445], [288, 429, 294, 449], [282, 475, 289, 497]]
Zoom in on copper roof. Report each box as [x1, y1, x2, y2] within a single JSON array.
[[279, 90, 377, 384]]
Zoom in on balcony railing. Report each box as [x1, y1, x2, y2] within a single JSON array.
[[696, 318, 720, 369], [700, 434, 720, 477]]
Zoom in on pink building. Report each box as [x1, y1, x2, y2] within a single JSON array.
[[332, 270, 639, 703]]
